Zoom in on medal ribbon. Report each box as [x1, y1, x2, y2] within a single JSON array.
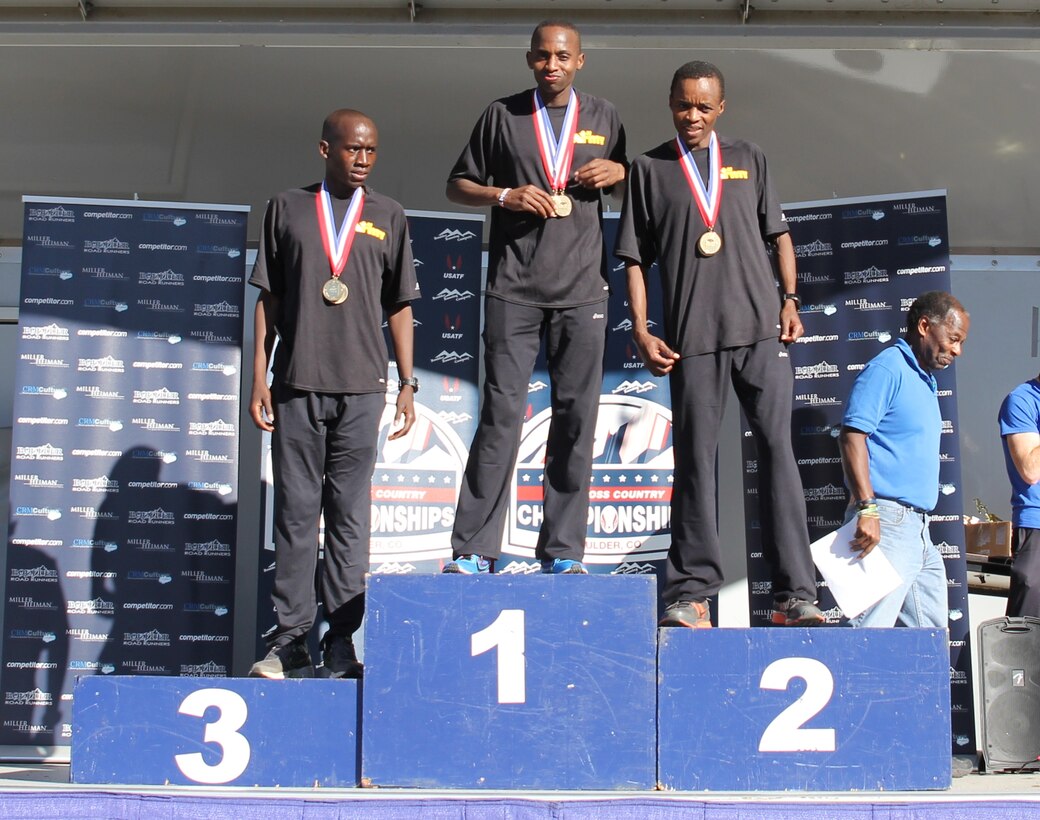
[[315, 182, 365, 278], [532, 89, 580, 193], [675, 131, 722, 230]]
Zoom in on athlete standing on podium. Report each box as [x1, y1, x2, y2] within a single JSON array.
[[442, 21, 627, 575], [616, 61, 824, 628], [248, 109, 420, 678]]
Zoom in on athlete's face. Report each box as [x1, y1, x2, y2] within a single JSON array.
[[527, 27, 584, 101], [669, 76, 725, 150], [915, 309, 970, 372], [320, 114, 378, 194]]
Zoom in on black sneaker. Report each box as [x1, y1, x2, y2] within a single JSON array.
[[319, 633, 364, 679], [249, 639, 314, 679], [772, 598, 826, 626], [659, 599, 712, 629]]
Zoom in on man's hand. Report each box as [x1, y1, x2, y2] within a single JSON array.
[[250, 382, 274, 433], [779, 300, 804, 344], [388, 388, 416, 440], [573, 158, 625, 190], [499, 185, 557, 219], [633, 330, 680, 376], [850, 513, 881, 558]]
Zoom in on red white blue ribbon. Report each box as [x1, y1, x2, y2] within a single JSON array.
[[532, 89, 580, 192], [315, 182, 364, 277], [675, 131, 722, 230]]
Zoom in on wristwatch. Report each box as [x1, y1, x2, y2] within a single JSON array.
[[399, 377, 419, 394], [782, 293, 801, 308]]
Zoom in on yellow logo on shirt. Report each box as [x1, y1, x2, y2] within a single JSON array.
[[355, 221, 387, 241], [574, 130, 607, 146], [721, 166, 749, 180]]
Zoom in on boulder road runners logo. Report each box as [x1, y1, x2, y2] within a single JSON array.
[[510, 395, 673, 564]]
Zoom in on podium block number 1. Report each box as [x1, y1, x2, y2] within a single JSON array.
[[758, 657, 836, 753], [471, 609, 526, 704]]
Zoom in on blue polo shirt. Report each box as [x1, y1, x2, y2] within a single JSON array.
[[843, 337, 941, 512], [999, 379, 1040, 529]]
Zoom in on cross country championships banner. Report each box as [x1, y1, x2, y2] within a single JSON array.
[[3, 196, 248, 751]]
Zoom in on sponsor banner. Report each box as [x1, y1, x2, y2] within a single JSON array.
[[255, 212, 483, 654], [3, 196, 247, 750], [741, 190, 974, 755]]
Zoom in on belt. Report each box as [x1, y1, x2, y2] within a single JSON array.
[[876, 496, 930, 516]]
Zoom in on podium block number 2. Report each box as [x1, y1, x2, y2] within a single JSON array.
[[471, 609, 526, 704], [758, 657, 836, 753], [174, 688, 252, 784]]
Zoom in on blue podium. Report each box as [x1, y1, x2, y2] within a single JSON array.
[[362, 574, 657, 789], [72, 676, 359, 786], [658, 628, 951, 791]]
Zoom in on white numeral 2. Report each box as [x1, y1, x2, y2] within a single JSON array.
[[758, 657, 836, 752], [174, 688, 251, 783], [471, 609, 526, 704]]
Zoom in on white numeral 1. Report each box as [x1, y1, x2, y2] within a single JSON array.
[[758, 657, 836, 752], [174, 688, 251, 784], [471, 609, 526, 704]]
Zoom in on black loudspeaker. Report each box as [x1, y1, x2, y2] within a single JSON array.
[[978, 616, 1040, 771]]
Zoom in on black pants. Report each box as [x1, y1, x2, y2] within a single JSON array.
[[451, 296, 606, 561], [665, 337, 817, 606], [269, 386, 383, 647], [1007, 527, 1040, 618]]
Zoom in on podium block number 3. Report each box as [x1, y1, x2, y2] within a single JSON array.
[[758, 657, 836, 753], [174, 688, 252, 784], [471, 609, 526, 704]]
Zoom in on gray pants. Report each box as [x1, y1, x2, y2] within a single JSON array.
[[1008, 527, 1040, 618], [269, 386, 383, 646], [665, 337, 817, 605], [451, 296, 606, 561]]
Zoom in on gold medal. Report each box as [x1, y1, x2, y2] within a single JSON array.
[[322, 277, 348, 305], [697, 230, 722, 257], [551, 193, 572, 218]]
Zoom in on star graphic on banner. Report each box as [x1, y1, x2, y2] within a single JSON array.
[[428, 476, 437, 484], [619, 475, 627, 483], [412, 475, 421, 483], [603, 474, 611, 483], [634, 474, 643, 483], [443, 476, 452, 484], [667, 474, 674, 483], [539, 473, 544, 482], [396, 474, 405, 482], [381, 474, 390, 482], [522, 474, 530, 482], [651, 474, 659, 483]]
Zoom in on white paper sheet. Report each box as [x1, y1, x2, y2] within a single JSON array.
[[809, 519, 904, 619]]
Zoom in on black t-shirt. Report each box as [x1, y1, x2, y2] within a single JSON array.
[[448, 88, 627, 308], [615, 136, 787, 357], [250, 183, 420, 394]]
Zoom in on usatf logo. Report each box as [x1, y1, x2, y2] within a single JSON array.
[[78, 355, 124, 373], [431, 350, 474, 365], [844, 266, 889, 285], [76, 386, 123, 400], [10, 566, 59, 583], [185, 539, 232, 557], [438, 376, 464, 404], [841, 207, 885, 221], [185, 449, 232, 464], [84, 210, 133, 221], [794, 361, 839, 380], [371, 408, 469, 565], [133, 387, 180, 405], [85, 297, 129, 311], [197, 244, 242, 257], [26, 235, 74, 249], [512, 396, 673, 563], [441, 314, 464, 339], [27, 205, 76, 223], [896, 264, 946, 276], [847, 330, 893, 343], [794, 240, 833, 258], [893, 202, 941, 216], [20, 353, 68, 369], [432, 288, 475, 302], [22, 323, 69, 341], [434, 228, 477, 242], [84, 237, 131, 254], [142, 212, 187, 226], [898, 234, 943, 247], [68, 598, 116, 616], [139, 268, 184, 286], [181, 661, 229, 677], [795, 393, 842, 407], [72, 476, 119, 493], [574, 129, 607, 145], [845, 298, 891, 312], [443, 254, 465, 279], [21, 386, 67, 400], [124, 629, 170, 647], [612, 380, 657, 395], [188, 419, 236, 436], [192, 361, 237, 375], [15, 444, 63, 461], [803, 483, 846, 502], [5, 689, 53, 707], [128, 508, 176, 525]]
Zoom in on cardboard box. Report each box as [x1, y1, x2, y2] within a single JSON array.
[[965, 521, 1013, 558]]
